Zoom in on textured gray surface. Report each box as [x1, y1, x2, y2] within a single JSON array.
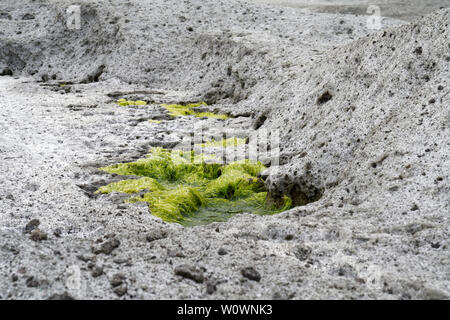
[[246, 0, 449, 20], [0, 0, 448, 299]]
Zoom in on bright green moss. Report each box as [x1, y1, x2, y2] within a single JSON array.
[[98, 147, 291, 226], [116, 98, 147, 106], [96, 177, 164, 194], [161, 102, 229, 120], [129, 186, 205, 223], [149, 119, 162, 124], [197, 137, 246, 148]]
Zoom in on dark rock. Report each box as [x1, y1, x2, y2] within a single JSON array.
[[11, 274, 18, 282], [77, 254, 96, 263], [174, 264, 204, 283], [146, 229, 168, 242], [91, 266, 104, 278], [53, 228, 62, 237], [26, 276, 39, 287], [113, 284, 128, 297], [95, 238, 120, 255], [0, 68, 13, 76], [22, 13, 35, 20], [47, 292, 75, 300], [25, 219, 40, 233], [206, 280, 217, 294], [284, 234, 294, 241], [30, 229, 48, 241], [241, 267, 261, 282], [317, 91, 333, 105], [110, 273, 126, 287], [217, 248, 228, 256], [414, 47, 423, 55]]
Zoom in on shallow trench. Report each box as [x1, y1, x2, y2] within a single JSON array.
[[84, 98, 323, 226]]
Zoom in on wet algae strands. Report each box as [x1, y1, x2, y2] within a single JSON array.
[[97, 147, 291, 226], [161, 102, 229, 120]]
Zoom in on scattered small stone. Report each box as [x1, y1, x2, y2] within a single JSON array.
[[113, 258, 130, 264], [77, 254, 96, 263], [110, 273, 126, 287], [113, 284, 128, 297], [174, 264, 204, 283], [217, 248, 227, 256], [206, 280, 217, 294], [413, 47, 423, 55], [431, 242, 440, 249], [91, 266, 104, 278], [25, 219, 40, 233], [146, 229, 168, 242], [53, 228, 62, 237], [411, 204, 419, 211], [241, 267, 261, 282], [22, 13, 35, 20], [26, 276, 39, 287], [168, 249, 185, 258], [95, 238, 120, 255], [0, 68, 13, 76], [11, 274, 18, 282], [284, 234, 294, 241], [47, 292, 75, 300], [30, 229, 48, 242]]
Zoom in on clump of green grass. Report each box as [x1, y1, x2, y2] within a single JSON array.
[[161, 102, 229, 120], [116, 98, 147, 106], [98, 147, 291, 225]]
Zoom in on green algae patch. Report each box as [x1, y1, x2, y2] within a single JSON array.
[[149, 119, 162, 124], [161, 102, 229, 120], [96, 177, 164, 194], [98, 147, 291, 226], [128, 186, 205, 223], [116, 98, 147, 106], [196, 137, 246, 148]]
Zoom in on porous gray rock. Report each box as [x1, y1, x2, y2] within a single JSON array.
[[0, 0, 448, 300]]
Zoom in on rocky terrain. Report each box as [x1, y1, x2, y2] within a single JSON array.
[[0, 0, 448, 299]]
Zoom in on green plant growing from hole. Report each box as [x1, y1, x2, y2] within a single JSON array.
[[97, 147, 291, 226]]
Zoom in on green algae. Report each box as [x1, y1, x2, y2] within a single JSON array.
[[196, 137, 246, 148], [149, 119, 162, 124], [96, 177, 164, 194], [98, 147, 291, 226], [161, 102, 229, 120], [116, 98, 147, 106]]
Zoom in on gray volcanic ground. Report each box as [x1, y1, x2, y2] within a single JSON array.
[[0, 0, 449, 299]]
